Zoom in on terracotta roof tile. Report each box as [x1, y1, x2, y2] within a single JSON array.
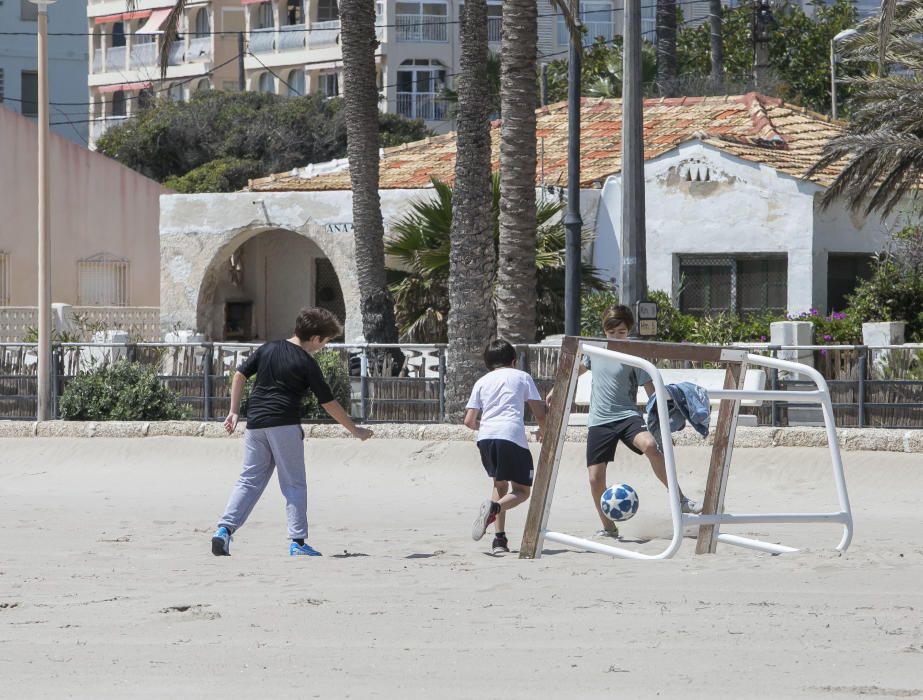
[[248, 92, 844, 192]]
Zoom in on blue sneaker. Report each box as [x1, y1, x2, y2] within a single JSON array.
[[211, 526, 231, 556], [290, 542, 322, 557]]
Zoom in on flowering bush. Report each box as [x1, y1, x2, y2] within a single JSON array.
[[787, 308, 861, 344]]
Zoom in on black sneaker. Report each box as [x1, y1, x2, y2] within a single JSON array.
[[491, 534, 510, 555]]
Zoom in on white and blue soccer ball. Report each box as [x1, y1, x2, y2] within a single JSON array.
[[600, 483, 639, 522]]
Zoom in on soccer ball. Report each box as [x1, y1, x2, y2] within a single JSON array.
[[600, 483, 639, 522]]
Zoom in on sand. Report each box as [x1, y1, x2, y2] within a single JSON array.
[[1, 436, 921, 699]]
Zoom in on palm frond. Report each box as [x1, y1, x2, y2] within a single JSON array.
[[159, 1, 187, 79], [879, 0, 897, 70], [548, 0, 582, 45]]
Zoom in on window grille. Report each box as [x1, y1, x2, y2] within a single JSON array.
[[0, 252, 10, 306], [679, 255, 787, 316], [78, 254, 130, 306]]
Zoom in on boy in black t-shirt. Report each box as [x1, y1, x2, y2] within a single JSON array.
[[211, 308, 372, 557]]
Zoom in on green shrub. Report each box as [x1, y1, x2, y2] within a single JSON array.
[[240, 350, 352, 422], [580, 290, 619, 337], [60, 360, 190, 421]]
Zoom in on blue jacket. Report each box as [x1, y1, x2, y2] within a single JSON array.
[[645, 382, 711, 452]]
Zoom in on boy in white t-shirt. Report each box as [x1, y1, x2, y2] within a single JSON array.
[[464, 339, 547, 554]]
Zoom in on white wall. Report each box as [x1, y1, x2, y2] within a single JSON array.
[[594, 141, 823, 313], [0, 0, 89, 145]]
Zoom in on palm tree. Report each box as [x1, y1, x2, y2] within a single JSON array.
[[385, 175, 607, 342], [497, 0, 539, 345], [446, 0, 495, 420], [810, 0, 923, 216], [656, 0, 679, 96], [339, 0, 401, 345]]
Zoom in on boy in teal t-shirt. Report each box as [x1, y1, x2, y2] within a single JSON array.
[[580, 305, 701, 537]]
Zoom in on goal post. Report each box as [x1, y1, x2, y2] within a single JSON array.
[[518, 337, 854, 560]]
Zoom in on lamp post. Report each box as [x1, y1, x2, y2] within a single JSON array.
[[32, 0, 56, 421], [564, 0, 582, 336], [830, 28, 857, 120]]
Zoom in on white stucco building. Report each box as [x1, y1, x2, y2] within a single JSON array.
[[0, 0, 89, 145], [160, 93, 905, 342]]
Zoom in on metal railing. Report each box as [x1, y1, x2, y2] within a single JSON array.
[[487, 16, 501, 43], [396, 92, 449, 121], [395, 14, 448, 42], [1, 341, 921, 428]]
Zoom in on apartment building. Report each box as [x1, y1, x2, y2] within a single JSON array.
[[86, 0, 241, 146], [0, 0, 88, 145]]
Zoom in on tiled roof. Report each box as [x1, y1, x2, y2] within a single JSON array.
[[247, 93, 844, 192]]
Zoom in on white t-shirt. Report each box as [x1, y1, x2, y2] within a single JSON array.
[[465, 367, 542, 449]]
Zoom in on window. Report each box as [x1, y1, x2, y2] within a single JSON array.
[[827, 253, 874, 312], [287, 0, 305, 24], [678, 255, 787, 316], [111, 21, 126, 48], [168, 83, 184, 102], [395, 1, 447, 41], [78, 255, 130, 307], [138, 87, 155, 109], [111, 90, 127, 116], [319, 72, 338, 97], [20, 0, 37, 21], [396, 59, 447, 120], [258, 72, 275, 94], [558, 1, 612, 44], [20, 70, 37, 117], [194, 8, 210, 36], [287, 69, 305, 96], [195, 78, 211, 93], [317, 0, 338, 22], [487, 2, 501, 42], [256, 2, 274, 28], [0, 252, 10, 306]]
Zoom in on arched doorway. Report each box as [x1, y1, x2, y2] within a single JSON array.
[[196, 228, 346, 341]]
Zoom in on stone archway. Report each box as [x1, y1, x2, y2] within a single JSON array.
[[160, 193, 361, 341]]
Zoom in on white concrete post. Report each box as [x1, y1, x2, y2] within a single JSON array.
[[863, 321, 906, 379], [770, 321, 814, 377]]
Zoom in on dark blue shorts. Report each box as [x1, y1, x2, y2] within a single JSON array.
[[477, 439, 534, 487], [586, 415, 646, 466]]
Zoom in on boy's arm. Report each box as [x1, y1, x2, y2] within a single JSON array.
[[321, 400, 373, 441], [224, 371, 247, 435], [643, 380, 656, 400], [463, 408, 480, 431], [527, 399, 547, 441]]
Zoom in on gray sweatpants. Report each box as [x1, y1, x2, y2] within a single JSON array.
[[218, 425, 309, 540]]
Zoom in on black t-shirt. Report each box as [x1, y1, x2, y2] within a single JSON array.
[[237, 340, 335, 429]]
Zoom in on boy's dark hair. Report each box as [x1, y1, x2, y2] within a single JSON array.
[[294, 307, 343, 342], [601, 305, 634, 332], [484, 339, 517, 369]]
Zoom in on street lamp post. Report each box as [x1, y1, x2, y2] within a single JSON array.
[[564, 0, 582, 336], [32, 0, 56, 421], [830, 28, 857, 121]]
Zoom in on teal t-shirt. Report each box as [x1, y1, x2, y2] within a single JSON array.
[[585, 356, 651, 427]]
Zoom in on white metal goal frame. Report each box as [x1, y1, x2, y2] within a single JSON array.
[[519, 338, 854, 560]]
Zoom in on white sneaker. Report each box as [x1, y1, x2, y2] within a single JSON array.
[[594, 527, 619, 539], [681, 497, 702, 514]]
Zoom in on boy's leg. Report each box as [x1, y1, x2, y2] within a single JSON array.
[[218, 429, 275, 533], [631, 429, 699, 512], [587, 462, 613, 529], [266, 425, 309, 541], [493, 480, 509, 532]]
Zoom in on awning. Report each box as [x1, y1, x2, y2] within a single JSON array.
[[97, 81, 153, 94], [94, 9, 152, 24], [137, 8, 173, 35]]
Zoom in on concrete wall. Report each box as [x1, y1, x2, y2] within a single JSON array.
[[0, 106, 166, 307], [0, 0, 88, 144], [594, 141, 824, 314]]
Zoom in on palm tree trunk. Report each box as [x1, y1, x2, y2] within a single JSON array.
[[496, 0, 538, 344], [446, 0, 495, 420], [656, 0, 678, 97], [339, 0, 400, 344], [708, 0, 725, 92]]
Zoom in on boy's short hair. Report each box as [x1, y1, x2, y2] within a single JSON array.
[[601, 305, 635, 332], [294, 307, 343, 341], [483, 339, 516, 369]]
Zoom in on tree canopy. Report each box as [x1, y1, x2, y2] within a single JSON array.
[[95, 90, 433, 193]]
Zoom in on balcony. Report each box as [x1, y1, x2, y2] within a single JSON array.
[[89, 116, 128, 146], [278, 24, 307, 51], [308, 19, 340, 48], [130, 42, 157, 68], [91, 41, 199, 74], [557, 18, 613, 44], [396, 92, 449, 121], [249, 27, 276, 53], [395, 14, 448, 42], [187, 36, 212, 61]]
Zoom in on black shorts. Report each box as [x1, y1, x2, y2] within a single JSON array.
[[477, 439, 535, 487], [586, 415, 646, 466]]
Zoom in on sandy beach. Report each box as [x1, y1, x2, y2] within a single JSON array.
[[1, 436, 921, 699]]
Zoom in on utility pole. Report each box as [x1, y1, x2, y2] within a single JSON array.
[[540, 62, 548, 107], [238, 32, 246, 91], [752, 0, 774, 91], [564, 0, 582, 336], [620, 0, 646, 316], [33, 0, 55, 421]]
